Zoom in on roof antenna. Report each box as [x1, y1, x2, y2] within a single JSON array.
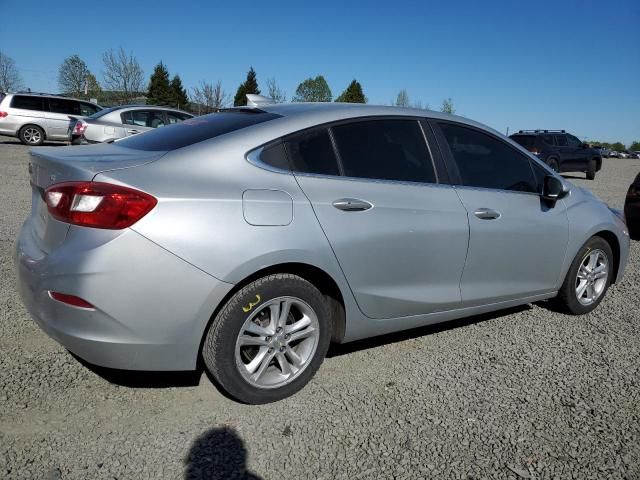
[[246, 94, 273, 107]]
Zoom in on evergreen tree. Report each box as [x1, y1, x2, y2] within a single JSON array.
[[292, 75, 332, 102], [170, 74, 189, 110], [146, 62, 173, 106], [234, 67, 260, 106], [440, 97, 455, 114], [335, 79, 366, 103]]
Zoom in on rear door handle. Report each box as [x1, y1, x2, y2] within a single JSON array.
[[473, 208, 501, 220], [332, 198, 373, 212], [127, 129, 140, 135]]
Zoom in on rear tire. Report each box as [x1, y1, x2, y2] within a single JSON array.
[[586, 159, 596, 180], [548, 158, 560, 173], [19, 125, 44, 146], [554, 236, 613, 315], [202, 274, 332, 404]]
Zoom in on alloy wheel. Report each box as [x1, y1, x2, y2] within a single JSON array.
[[23, 127, 41, 144], [234, 296, 320, 389], [575, 249, 608, 306]]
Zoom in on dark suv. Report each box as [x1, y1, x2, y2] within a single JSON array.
[[510, 130, 602, 180]]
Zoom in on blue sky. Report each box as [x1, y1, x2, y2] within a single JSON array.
[[2, 0, 639, 144]]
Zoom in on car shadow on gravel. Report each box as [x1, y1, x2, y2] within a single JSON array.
[[184, 426, 263, 480], [0, 140, 63, 146], [72, 355, 202, 388], [327, 304, 531, 358]]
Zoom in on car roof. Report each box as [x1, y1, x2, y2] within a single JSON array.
[[103, 104, 191, 113], [8, 92, 100, 104], [256, 102, 503, 138]]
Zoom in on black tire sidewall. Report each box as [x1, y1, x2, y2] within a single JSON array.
[[587, 159, 596, 180], [203, 274, 331, 404], [548, 159, 559, 172], [561, 237, 613, 314]]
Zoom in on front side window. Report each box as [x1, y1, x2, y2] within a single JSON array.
[[285, 128, 340, 176], [331, 119, 436, 183], [11, 95, 45, 111], [49, 98, 81, 115], [566, 135, 582, 147], [439, 122, 537, 193]]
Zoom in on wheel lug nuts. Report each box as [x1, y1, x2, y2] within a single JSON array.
[[284, 334, 290, 340], [265, 336, 271, 342], [279, 346, 285, 353]]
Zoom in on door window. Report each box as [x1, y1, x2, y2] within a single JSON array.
[[122, 110, 165, 128], [285, 128, 340, 176], [566, 135, 582, 147], [48, 98, 81, 115], [439, 122, 537, 193], [331, 119, 436, 183], [542, 134, 555, 145], [10, 95, 45, 111], [555, 134, 568, 147]]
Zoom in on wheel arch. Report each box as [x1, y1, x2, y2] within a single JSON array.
[[197, 262, 347, 365], [19, 123, 47, 140]]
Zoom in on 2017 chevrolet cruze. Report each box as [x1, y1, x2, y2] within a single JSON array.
[[16, 99, 630, 404]]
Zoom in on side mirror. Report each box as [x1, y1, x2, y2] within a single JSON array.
[[542, 175, 569, 205]]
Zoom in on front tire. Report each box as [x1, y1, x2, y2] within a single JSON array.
[[586, 159, 597, 180], [202, 274, 332, 404], [548, 158, 560, 173], [554, 237, 613, 315], [19, 125, 45, 146]]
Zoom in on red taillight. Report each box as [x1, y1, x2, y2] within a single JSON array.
[[44, 182, 157, 229], [73, 120, 87, 135], [0, 111, 8, 118], [49, 292, 94, 309], [527, 147, 540, 155]]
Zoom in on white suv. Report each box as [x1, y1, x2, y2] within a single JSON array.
[[0, 92, 102, 145]]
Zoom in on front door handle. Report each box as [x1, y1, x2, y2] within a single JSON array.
[[332, 198, 373, 212], [474, 208, 501, 220]]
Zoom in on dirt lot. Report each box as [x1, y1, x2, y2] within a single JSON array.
[[1, 139, 639, 480]]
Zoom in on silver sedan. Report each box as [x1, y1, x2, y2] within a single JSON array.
[[16, 99, 630, 404], [69, 105, 193, 144]]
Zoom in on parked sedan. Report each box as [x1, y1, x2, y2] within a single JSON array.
[[69, 105, 193, 144], [16, 99, 630, 404], [625, 173, 640, 240]]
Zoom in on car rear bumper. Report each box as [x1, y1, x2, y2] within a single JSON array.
[[15, 220, 234, 371]]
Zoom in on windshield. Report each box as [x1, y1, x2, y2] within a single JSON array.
[[116, 110, 282, 151]]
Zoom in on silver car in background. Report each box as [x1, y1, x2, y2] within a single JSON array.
[[69, 105, 193, 144], [16, 100, 630, 404], [0, 92, 102, 145]]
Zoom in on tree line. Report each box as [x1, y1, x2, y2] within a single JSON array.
[[0, 49, 457, 115]]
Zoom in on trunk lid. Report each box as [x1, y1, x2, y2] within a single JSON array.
[[27, 144, 167, 253]]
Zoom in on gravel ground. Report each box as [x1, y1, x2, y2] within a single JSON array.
[[0, 139, 638, 480]]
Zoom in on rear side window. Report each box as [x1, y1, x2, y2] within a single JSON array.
[[439, 122, 537, 193], [542, 134, 555, 145], [117, 111, 281, 151], [259, 141, 289, 170], [285, 128, 340, 176], [510, 135, 536, 148], [555, 134, 568, 146], [331, 119, 436, 183], [566, 135, 581, 147], [49, 98, 81, 115], [11, 95, 45, 111]]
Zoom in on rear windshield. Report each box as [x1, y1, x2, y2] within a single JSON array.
[[510, 135, 536, 148], [89, 106, 121, 119], [116, 110, 282, 151]]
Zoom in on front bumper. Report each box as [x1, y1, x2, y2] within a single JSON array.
[[16, 220, 234, 371]]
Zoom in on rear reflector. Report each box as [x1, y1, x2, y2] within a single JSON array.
[[44, 182, 157, 229], [49, 292, 95, 309]]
